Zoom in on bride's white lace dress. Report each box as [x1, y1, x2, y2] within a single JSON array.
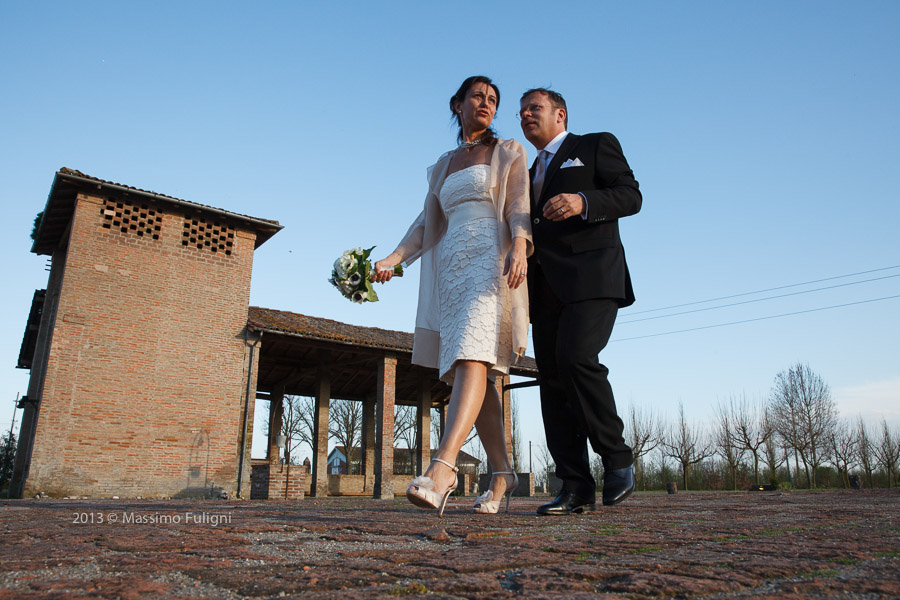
[[437, 164, 512, 385]]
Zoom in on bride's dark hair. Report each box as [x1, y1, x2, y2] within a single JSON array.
[[450, 75, 500, 145]]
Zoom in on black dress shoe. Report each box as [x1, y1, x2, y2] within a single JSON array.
[[536, 490, 596, 516], [602, 464, 635, 506]]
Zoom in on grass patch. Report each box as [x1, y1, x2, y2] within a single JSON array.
[[574, 552, 602, 562], [390, 582, 428, 595], [874, 550, 899, 559], [632, 545, 664, 554], [800, 569, 839, 579]]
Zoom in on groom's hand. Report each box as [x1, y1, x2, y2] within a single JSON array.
[[542, 193, 584, 221]]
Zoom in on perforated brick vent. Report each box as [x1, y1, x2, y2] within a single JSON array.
[[182, 217, 235, 255], [101, 198, 162, 239]]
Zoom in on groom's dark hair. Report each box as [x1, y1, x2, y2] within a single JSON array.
[[521, 87, 568, 128]]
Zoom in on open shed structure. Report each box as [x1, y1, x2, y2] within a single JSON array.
[[247, 307, 537, 499]]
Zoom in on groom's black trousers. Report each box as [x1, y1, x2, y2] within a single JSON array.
[[531, 272, 633, 499]]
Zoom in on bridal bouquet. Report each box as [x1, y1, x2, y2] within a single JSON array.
[[329, 246, 403, 303]]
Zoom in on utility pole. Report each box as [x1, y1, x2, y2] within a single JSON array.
[[8, 395, 18, 438], [529, 440, 532, 474]]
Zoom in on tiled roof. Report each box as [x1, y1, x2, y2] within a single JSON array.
[[246, 306, 538, 373], [247, 306, 413, 352], [31, 168, 282, 254], [56, 168, 281, 226]]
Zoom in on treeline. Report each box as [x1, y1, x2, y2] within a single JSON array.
[[532, 363, 899, 492], [268, 362, 899, 492]]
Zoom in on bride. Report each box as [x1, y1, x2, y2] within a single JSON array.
[[372, 75, 532, 515]]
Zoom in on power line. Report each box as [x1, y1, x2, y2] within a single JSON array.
[[612, 294, 900, 342], [618, 274, 900, 324], [624, 265, 900, 316]]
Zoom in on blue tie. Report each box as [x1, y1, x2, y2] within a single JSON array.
[[533, 150, 550, 203]]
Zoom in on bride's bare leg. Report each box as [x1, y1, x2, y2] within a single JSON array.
[[474, 383, 514, 498], [424, 361, 488, 492]]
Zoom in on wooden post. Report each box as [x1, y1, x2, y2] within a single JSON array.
[[374, 353, 396, 499]]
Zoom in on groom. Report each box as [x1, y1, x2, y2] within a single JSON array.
[[519, 88, 641, 515]]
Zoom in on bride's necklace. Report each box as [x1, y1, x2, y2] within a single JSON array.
[[458, 138, 486, 151]]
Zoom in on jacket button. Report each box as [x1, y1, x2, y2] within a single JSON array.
[[533, 217, 540, 225]]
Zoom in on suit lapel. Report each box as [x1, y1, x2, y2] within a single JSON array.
[[538, 133, 580, 205]]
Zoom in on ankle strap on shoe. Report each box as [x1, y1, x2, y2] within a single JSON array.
[[432, 458, 459, 472]]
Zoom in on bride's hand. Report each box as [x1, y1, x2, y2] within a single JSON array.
[[372, 253, 402, 284], [503, 238, 528, 289]]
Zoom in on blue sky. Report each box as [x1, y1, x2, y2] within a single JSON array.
[[2, 2, 898, 462]]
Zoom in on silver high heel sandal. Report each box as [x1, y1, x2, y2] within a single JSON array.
[[406, 458, 459, 517], [473, 471, 519, 514]]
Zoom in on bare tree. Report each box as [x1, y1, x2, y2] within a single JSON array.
[[395, 405, 417, 450], [536, 444, 554, 492], [761, 411, 784, 484], [262, 395, 315, 465], [394, 405, 418, 475], [431, 407, 443, 450], [732, 395, 772, 484], [625, 403, 662, 491], [873, 418, 900, 488], [463, 436, 487, 480], [661, 403, 714, 491], [509, 392, 522, 473], [855, 416, 876, 489], [769, 374, 806, 486], [713, 400, 744, 490], [828, 418, 858, 489], [329, 399, 363, 474], [769, 363, 836, 488]]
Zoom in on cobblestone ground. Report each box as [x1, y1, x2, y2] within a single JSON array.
[[1, 490, 897, 599]]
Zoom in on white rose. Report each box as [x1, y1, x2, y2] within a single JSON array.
[[334, 252, 357, 279]]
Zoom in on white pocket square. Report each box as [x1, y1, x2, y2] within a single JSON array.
[[560, 158, 584, 168]]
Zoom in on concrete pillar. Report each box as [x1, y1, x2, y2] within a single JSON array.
[[311, 359, 330, 497], [362, 394, 376, 494], [415, 377, 431, 475], [373, 353, 396, 499], [268, 385, 285, 464]]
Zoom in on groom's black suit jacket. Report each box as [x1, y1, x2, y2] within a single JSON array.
[[529, 132, 642, 307]]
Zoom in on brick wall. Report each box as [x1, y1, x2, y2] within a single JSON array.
[[251, 459, 308, 500], [24, 193, 258, 498]]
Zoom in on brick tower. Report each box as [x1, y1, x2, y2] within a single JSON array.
[[12, 169, 281, 499]]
